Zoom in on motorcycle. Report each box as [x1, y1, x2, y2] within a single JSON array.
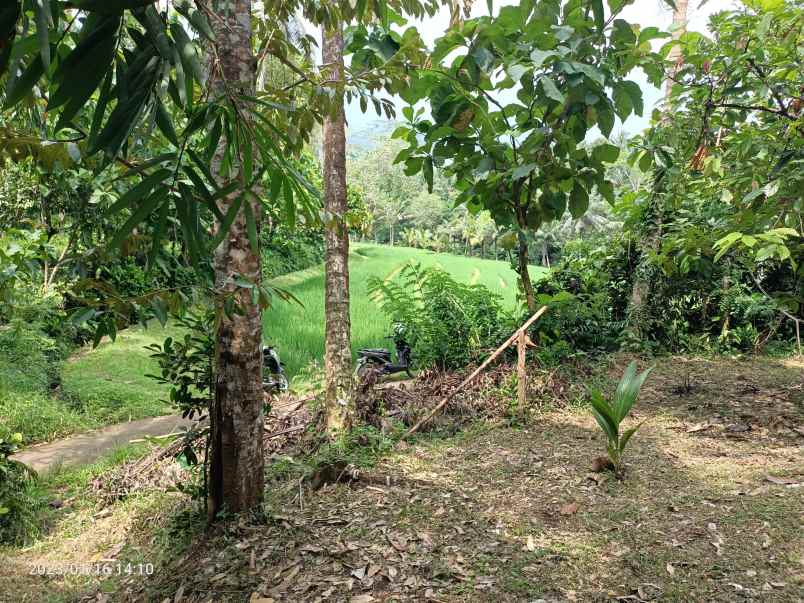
[[262, 346, 289, 393], [356, 323, 414, 380]]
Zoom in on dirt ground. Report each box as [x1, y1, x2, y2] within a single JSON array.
[[2, 355, 802, 602]]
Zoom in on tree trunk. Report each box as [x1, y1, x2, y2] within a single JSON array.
[[664, 0, 689, 99], [322, 24, 353, 437], [517, 232, 536, 312], [626, 0, 687, 339], [206, 0, 264, 520], [389, 222, 394, 246]]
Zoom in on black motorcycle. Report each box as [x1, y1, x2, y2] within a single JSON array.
[[262, 346, 289, 393], [356, 323, 414, 380]]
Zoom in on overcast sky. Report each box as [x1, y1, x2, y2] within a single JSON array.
[[328, 0, 738, 140]]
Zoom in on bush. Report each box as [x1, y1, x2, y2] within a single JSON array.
[[0, 321, 64, 393], [368, 263, 511, 370], [261, 228, 325, 279], [533, 234, 797, 358], [0, 432, 43, 545]]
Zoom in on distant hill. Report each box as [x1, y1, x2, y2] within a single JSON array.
[[346, 118, 399, 151]]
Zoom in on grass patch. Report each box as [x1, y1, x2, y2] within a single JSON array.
[[265, 243, 546, 377], [59, 324, 180, 428]]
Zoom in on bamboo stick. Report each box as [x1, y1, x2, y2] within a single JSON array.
[[402, 305, 548, 439]]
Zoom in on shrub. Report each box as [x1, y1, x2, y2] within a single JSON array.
[[534, 233, 797, 357], [0, 433, 43, 545], [368, 263, 511, 370], [261, 228, 325, 280]]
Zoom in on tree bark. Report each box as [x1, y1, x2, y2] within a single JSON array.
[[664, 0, 689, 99], [206, 0, 264, 519], [517, 232, 536, 312], [322, 24, 353, 437]]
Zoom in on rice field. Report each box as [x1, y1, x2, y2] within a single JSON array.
[[62, 244, 545, 410], [264, 243, 547, 379]]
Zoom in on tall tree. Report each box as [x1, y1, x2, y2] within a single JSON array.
[[322, 23, 353, 436], [394, 0, 670, 312], [626, 0, 689, 336], [664, 0, 689, 99], [206, 0, 264, 517], [0, 1, 322, 517]]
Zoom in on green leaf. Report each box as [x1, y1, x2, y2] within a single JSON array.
[[154, 98, 179, 147], [104, 169, 172, 217], [33, 0, 51, 70], [570, 62, 605, 86], [109, 189, 168, 251], [209, 196, 243, 251], [0, 2, 20, 77], [569, 183, 589, 219], [589, 391, 618, 443], [170, 22, 204, 84], [612, 83, 633, 120], [88, 70, 113, 147], [591, 0, 605, 32], [423, 157, 434, 193], [539, 76, 564, 104], [3, 55, 44, 108], [618, 422, 644, 453], [49, 13, 120, 129], [147, 198, 169, 271], [512, 163, 537, 180], [596, 101, 614, 137], [618, 80, 643, 116], [150, 296, 168, 327], [530, 48, 556, 68], [69, 307, 96, 325], [593, 143, 620, 163], [174, 0, 214, 42], [598, 180, 615, 205], [613, 362, 653, 423], [133, 5, 172, 62]]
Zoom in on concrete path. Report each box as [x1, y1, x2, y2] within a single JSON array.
[[11, 415, 195, 474]]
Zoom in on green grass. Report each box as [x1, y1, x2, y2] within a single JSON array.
[[59, 324, 181, 423], [265, 243, 546, 377], [3, 244, 542, 443], [0, 324, 179, 444]]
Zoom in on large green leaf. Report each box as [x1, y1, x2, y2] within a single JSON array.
[[540, 76, 564, 104], [104, 168, 172, 217], [108, 188, 168, 251], [33, 0, 51, 70], [154, 98, 179, 147], [613, 361, 653, 423], [618, 422, 644, 454], [596, 100, 615, 137], [0, 1, 21, 76], [3, 55, 44, 108], [568, 183, 589, 219], [49, 13, 120, 130], [592, 143, 620, 163], [174, 0, 214, 42], [589, 392, 618, 443]]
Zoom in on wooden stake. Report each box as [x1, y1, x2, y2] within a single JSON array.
[[402, 305, 548, 439], [517, 329, 527, 411]]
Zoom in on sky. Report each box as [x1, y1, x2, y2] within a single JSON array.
[[331, 0, 738, 143]]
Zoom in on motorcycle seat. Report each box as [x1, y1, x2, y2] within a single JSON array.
[[359, 348, 390, 355]]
